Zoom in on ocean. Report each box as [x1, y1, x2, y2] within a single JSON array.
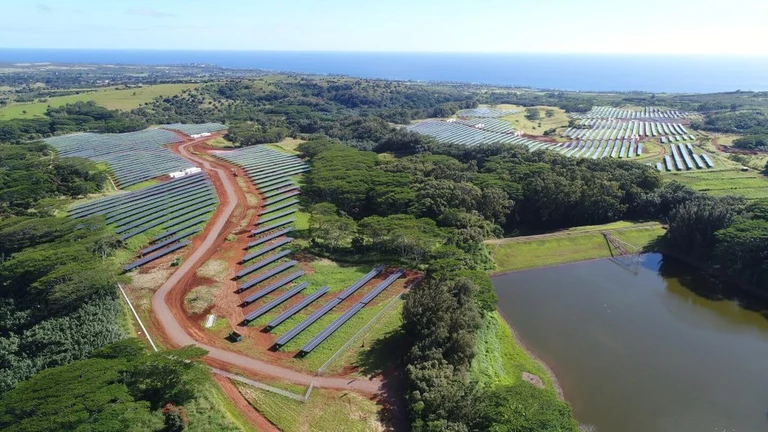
[[2, 49, 768, 93]]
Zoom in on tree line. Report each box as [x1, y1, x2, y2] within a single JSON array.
[[0, 101, 147, 143], [0, 340, 209, 431]]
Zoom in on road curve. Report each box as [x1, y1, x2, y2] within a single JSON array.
[[149, 138, 381, 395]]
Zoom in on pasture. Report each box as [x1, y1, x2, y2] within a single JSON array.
[[501, 105, 571, 135], [0, 83, 196, 119]]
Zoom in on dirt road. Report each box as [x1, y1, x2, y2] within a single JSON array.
[[149, 138, 382, 395]]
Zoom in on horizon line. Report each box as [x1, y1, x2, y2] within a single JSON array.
[[1, 47, 768, 57]]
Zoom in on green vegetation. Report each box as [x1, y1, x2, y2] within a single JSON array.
[[236, 383, 381, 432], [0, 341, 213, 432], [0, 84, 197, 120], [473, 313, 554, 389], [489, 223, 666, 272], [504, 106, 570, 135], [665, 168, 768, 199], [666, 195, 768, 289], [0, 101, 147, 143], [732, 134, 768, 151], [124, 178, 161, 192], [0, 142, 108, 216]]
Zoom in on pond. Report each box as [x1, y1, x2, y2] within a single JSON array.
[[493, 253, 768, 432]]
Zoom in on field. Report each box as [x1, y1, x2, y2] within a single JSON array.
[[185, 377, 256, 432], [0, 83, 196, 119], [269, 137, 305, 154], [235, 382, 382, 432], [664, 168, 768, 199], [488, 221, 666, 273], [501, 105, 570, 135]]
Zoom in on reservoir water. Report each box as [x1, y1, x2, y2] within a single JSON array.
[[493, 254, 768, 432]]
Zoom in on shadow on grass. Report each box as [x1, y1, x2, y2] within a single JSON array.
[[354, 327, 407, 377]]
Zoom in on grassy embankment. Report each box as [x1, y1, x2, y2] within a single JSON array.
[[0, 83, 196, 119], [235, 382, 382, 432], [472, 312, 558, 391], [487, 221, 666, 273], [185, 379, 256, 432]]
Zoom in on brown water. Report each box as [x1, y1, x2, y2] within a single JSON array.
[[493, 254, 768, 432]]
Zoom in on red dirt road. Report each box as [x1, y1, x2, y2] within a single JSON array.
[[213, 374, 279, 432], [150, 138, 382, 395]]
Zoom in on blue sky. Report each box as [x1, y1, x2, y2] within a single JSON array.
[[1, 0, 767, 54]]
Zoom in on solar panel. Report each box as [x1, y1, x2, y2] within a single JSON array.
[[139, 227, 201, 256], [265, 287, 330, 330], [299, 303, 365, 354], [240, 237, 293, 264], [237, 261, 298, 293], [242, 282, 311, 324], [259, 200, 299, 215], [123, 241, 189, 272], [246, 228, 294, 249], [241, 270, 305, 306], [251, 219, 295, 237], [256, 209, 297, 225], [235, 250, 292, 279]]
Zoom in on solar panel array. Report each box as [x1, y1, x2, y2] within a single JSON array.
[[407, 120, 542, 148], [214, 146, 406, 356], [214, 145, 312, 333], [562, 119, 691, 142], [68, 172, 217, 272], [573, 106, 692, 120], [656, 143, 715, 172], [160, 123, 228, 136], [548, 139, 643, 159], [45, 129, 188, 188], [457, 107, 522, 118]]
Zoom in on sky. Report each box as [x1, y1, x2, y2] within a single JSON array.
[[1, 0, 767, 55]]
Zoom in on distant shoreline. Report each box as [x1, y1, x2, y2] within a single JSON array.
[[2, 49, 768, 93]]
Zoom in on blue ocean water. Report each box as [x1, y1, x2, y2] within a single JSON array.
[[2, 49, 768, 93]]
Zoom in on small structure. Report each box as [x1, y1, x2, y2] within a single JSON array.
[[228, 330, 244, 342], [168, 167, 202, 179]]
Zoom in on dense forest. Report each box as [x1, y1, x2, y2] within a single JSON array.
[[0, 341, 209, 431], [0, 101, 147, 142]]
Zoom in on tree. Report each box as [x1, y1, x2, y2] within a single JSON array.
[[124, 346, 208, 409], [309, 203, 357, 249], [525, 108, 541, 121]]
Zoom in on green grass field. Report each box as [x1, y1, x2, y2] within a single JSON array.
[[268, 137, 305, 154], [500, 105, 571, 136], [0, 83, 196, 119], [186, 377, 255, 432], [488, 222, 666, 273], [472, 313, 558, 393], [235, 383, 381, 432], [665, 168, 768, 199]]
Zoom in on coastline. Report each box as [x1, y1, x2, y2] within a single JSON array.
[[493, 308, 567, 402]]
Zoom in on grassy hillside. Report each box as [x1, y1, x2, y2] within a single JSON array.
[[488, 221, 666, 273], [0, 83, 197, 119]]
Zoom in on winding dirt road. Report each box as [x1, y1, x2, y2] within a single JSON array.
[[149, 138, 382, 395]]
